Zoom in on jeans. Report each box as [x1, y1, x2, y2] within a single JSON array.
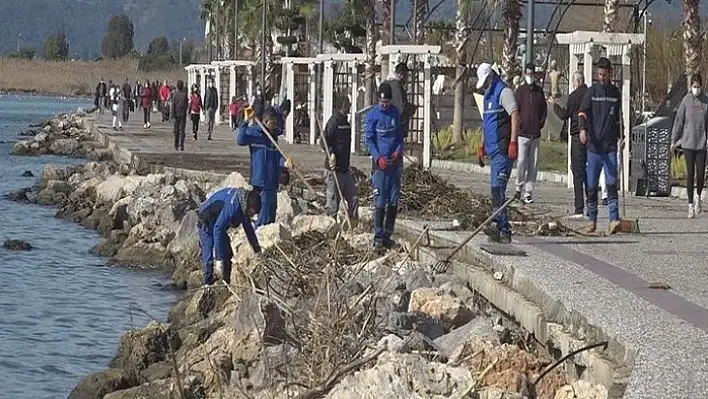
[[325, 170, 358, 218], [570, 135, 587, 213], [122, 100, 131, 122], [173, 116, 186, 149], [586, 151, 619, 222], [191, 113, 200, 136], [206, 108, 216, 134], [490, 152, 513, 236]]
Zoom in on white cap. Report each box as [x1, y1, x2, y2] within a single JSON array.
[[476, 63, 493, 89]]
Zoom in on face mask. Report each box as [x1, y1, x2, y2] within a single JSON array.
[[692, 87, 702, 96], [525, 75, 534, 85]]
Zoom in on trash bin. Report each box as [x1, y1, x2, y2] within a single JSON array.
[[630, 116, 672, 196]]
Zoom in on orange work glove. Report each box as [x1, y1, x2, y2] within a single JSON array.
[[477, 145, 485, 161], [376, 156, 388, 170], [391, 151, 402, 165], [508, 141, 518, 161]]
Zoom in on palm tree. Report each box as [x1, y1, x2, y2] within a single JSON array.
[[453, 0, 471, 143], [414, 0, 427, 44], [602, 0, 618, 33], [501, 0, 523, 80], [362, 0, 377, 106], [682, 0, 701, 78], [381, 0, 392, 78]]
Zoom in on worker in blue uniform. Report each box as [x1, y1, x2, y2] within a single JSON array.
[[197, 187, 261, 286], [365, 82, 404, 249], [475, 63, 520, 244], [237, 107, 293, 227]]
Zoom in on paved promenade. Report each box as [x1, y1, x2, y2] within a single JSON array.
[[89, 112, 708, 398]]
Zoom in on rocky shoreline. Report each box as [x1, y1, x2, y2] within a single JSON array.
[[5, 110, 609, 399]]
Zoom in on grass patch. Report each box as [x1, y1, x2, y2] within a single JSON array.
[[433, 126, 568, 172], [0, 57, 186, 97]]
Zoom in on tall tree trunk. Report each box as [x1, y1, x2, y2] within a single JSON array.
[[265, 35, 275, 101], [603, 0, 618, 33], [683, 0, 701, 78], [501, 0, 523, 80], [381, 0, 392, 78], [453, 0, 470, 143], [364, 0, 377, 106], [414, 0, 426, 44]]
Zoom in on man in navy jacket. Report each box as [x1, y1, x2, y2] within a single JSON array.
[[578, 57, 625, 234], [198, 187, 261, 286], [237, 107, 292, 227], [366, 82, 404, 249]]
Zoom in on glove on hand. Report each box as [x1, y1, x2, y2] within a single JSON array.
[[284, 157, 293, 169], [477, 145, 485, 161], [376, 156, 388, 170]]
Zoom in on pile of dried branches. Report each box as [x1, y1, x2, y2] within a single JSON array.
[[248, 232, 393, 397]]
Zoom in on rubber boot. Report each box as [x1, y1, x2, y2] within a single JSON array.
[[373, 207, 386, 249], [383, 206, 398, 248]]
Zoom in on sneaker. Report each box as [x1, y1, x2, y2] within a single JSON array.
[[373, 239, 385, 250], [147, 122, 151, 128], [193, 134, 198, 140], [569, 211, 585, 219], [180, 146, 185, 151], [208, 135, 212, 141], [523, 194, 534, 204], [143, 123, 147, 129], [696, 197, 703, 215], [689, 203, 696, 219], [601, 198, 608, 206]]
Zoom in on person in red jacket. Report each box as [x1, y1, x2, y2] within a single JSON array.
[[189, 84, 203, 140], [141, 81, 152, 129], [229, 96, 240, 130], [159, 80, 171, 122]]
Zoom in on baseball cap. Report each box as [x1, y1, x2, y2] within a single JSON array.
[[476, 63, 493, 89]]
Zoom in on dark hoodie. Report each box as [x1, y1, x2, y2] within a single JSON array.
[[515, 83, 547, 139], [322, 110, 352, 172]]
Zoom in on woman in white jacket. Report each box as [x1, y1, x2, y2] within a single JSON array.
[[110, 85, 124, 131]]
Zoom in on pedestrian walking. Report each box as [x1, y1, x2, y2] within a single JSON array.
[[133, 81, 141, 113], [229, 96, 240, 130], [204, 78, 219, 140], [189, 84, 203, 140], [197, 187, 262, 287], [121, 78, 132, 122], [476, 62, 519, 244], [548, 60, 563, 100], [578, 57, 625, 234], [322, 94, 358, 220], [141, 81, 152, 129], [171, 80, 188, 151], [96, 78, 107, 115], [514, 63, 547, 204], [551, 71, 588, 217], [671, 73, 708, 218], [365, 82, 404, 249], [151, 81, 159, 112], [236, 107, 293, 227], [105, 80, 113, 110], [110, 84, 123, 131]]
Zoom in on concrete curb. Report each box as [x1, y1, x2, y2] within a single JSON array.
[[431, 159, 568, 185]]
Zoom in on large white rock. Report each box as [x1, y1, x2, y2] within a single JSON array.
[[34, 132, 49, 143], [231, 222, 292, 265], [10, 140, 32, 155], [275, 191, 298, 223], [291, 214, 338, 238], [554, 380, 609, 399], [409, 287, 476, 330], [95, 175, 155, 204], [207, 172, 248, 197], [41, 164, 75, 184], [167, 210, 199, 258], [49, 138, 80, 155]]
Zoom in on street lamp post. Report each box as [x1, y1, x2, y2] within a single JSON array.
[[642, 11, 651, 115]]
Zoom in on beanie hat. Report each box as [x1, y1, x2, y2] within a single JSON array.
[[378, 83, 393, 100]]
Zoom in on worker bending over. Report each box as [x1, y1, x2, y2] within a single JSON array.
[[366, 83, 404, 249], [476, 63, 519, 244], [578, 57, 625, 234], [198, 187, 261, 287], [237, 107, 292, 227]]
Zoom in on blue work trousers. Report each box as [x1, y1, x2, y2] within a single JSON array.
[[372, 165, 402, 240], [198, 225, 233, 285], [254, 186, 278, 227], [586, 151, 619, 222], [490, 152, 512, 236]]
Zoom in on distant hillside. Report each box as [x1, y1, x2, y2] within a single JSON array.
[[0, 0, 686, 59]]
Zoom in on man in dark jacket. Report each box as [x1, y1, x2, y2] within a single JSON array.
[[551, 71, 588, 216], [97, 78, 107, 115], [366, 83, 404, 249], [322, 94, 358, 219], [514, 63, 547, 204], [171, 80, 189, 151], [578, 57, 625, 234], [236, 107, 293, 227], [204, 77, 219, 140], [121, 78, 132, 122], [198, 187, 261, 287]]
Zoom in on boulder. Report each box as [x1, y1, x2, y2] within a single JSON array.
[[208, 172, 248, 196], [126, 186, 197, 231], [554, 380, 609, 399], [113, 224, 175, 267], [108, 197, 132, 231], [409, 287, 476, 330], [10, 140, 33, 155], [2, 239, 33, 251], [434, 318, 497, 359], [291, 214, 338, 238], [103, 376, 204, 399], [275, 191, 298, 223], [231, 222, 292, 265], [68, 368, 138, 399], [34, 132, 49, 143], [96, 175, 150, 204], [181, 326, 240, 390], [166, 210, 199, 260], [50, 138, 80, 155], [45, 179, 70, 194], [41, 164, 75, 184], [20, 170, 34, 177], [36, 188, 60, 205], [109, 322, 181, 373], [325, 352, 472, 398]]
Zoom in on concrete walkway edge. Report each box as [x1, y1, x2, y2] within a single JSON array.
[[432, 159, 568, 185]]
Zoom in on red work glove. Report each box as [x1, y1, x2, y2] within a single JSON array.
[[508, 141, 518, 161], [391, 151, 402, 165], [477, 145, 485, 161], [376, 156, 388, 170]]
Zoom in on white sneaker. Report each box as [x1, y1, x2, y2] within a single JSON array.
[[689, 203, 696, 219], [696, 196, 703, 215], [143, 123, 147, 129], [523, 194, 534, 204]]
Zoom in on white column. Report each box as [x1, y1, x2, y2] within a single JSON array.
[[583, 43, 593, 89], [285, 62, 296, 144], [229, 65, 237, 104], [350, 62, 359, 153], [308, 62, 318, 146], [621, 45, 631, 192], [423, 56, 432, 168], [323, 60, 334, 132], [199, 67, 207, 122], [568, 52, 580, 189], [247, 65, 254, 103], [214, 66, 222, 124]]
